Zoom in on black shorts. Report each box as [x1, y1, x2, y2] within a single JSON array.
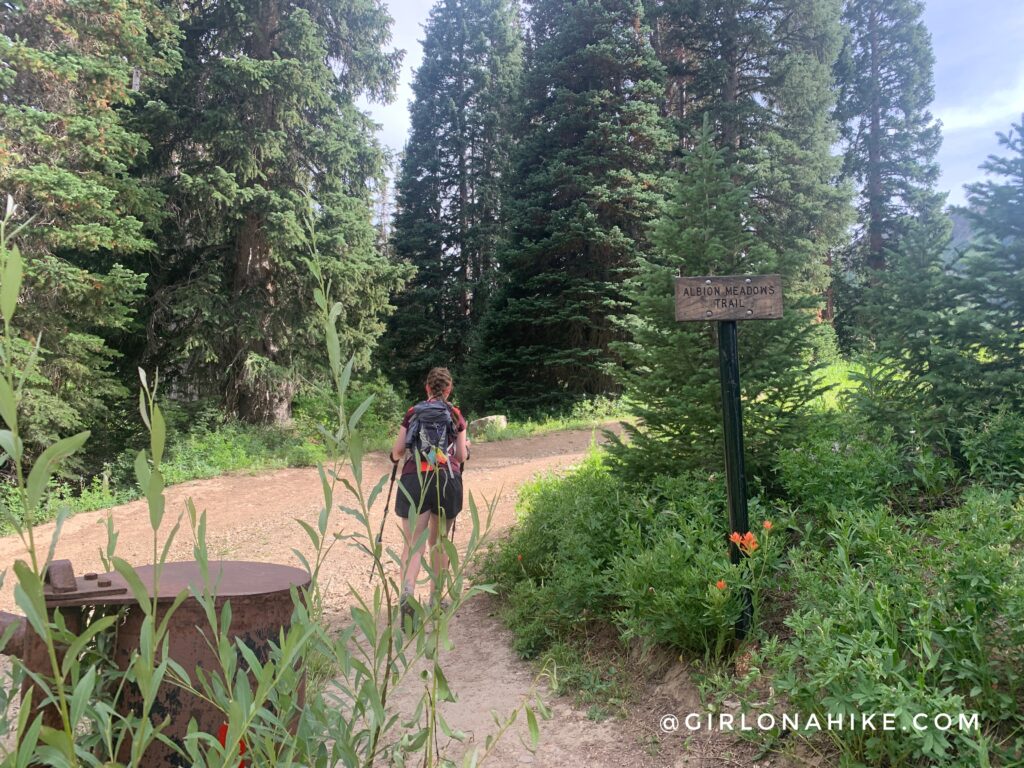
[[394, 471, 463, 520]]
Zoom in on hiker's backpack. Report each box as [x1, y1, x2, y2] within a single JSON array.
[[405, 400, 457, 474]]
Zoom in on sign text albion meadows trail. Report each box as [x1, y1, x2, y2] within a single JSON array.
[[675, 274, 783, 321], [674, 274, 784, 639]]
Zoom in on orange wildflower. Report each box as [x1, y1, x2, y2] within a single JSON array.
[[762, 520, 773, 531], [715, 579, 727, 590]]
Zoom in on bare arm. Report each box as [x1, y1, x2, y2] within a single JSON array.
[[390, 426, 407, 464], [453, 428, 468, 465]]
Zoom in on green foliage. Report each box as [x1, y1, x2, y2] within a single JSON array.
[[832, 0, 947, 348], [483, 454, 782, 661], [773, 412, 905, 519], [610, 120, 832, 480], [959, 407, 1024, 491], [0, 0, 179, 254], [775, 492, 1024, 766], [774, 409, 963, 524], [467, 0, 674, 411], [539, 640, 632, 720], [481, 453, 628, 657], [847, 121, 1023, 453], [808, 358, 862, 411], [382, 0, 523, 392], [609, 482, 782, 659], [644, 0, 851, 283], [0, 0, 178, 463], [471, 396, 627, 443], [139, 0, 406, 424], [293, 374, 405, 451], [954, 120, 1024, 411], [0, 208, 545, 766]]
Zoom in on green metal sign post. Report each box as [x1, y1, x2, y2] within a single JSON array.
[[675, 274, 783, 640]]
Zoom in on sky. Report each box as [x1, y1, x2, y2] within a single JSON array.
[[364, 0, 1024, 207]]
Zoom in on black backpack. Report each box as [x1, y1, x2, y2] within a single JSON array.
[[405, 399, 457, 474]]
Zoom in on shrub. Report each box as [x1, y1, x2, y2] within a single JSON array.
[[775, 493, 1024, 766], [773, 412, 904, 519], [293, 374, 405, 450], [773, 410, 963, 521], [480, 452, 631, 657], [610, 478, 783, 658], [959, 407, 1024, 490], [485, 461, 785, 661]]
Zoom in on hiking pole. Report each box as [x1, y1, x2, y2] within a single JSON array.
[[369, 460, 399, 584], [450, 447, 469, 543]]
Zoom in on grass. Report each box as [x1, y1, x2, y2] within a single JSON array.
[[538, 639, 634, 721], [808, 359, 862, 411], [469, 396, 634, 443]]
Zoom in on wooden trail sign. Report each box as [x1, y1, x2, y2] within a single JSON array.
[[675, 274, 783, 322], [674, 273, 783, 640]]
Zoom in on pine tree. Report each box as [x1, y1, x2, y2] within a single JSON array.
[[381, 0, 523, 393], [640, 0, 850, 294], [608, 0, 850, 476], [955, 120, 1024, 408], [467, 0, 674, 411], [611, 119, 831, 478], [847, 222, 963, 436], [848, 122, 1024, 435], [0, 0, 178, 455], [832, 0, 946, 345], [140, 0, 405, 423]]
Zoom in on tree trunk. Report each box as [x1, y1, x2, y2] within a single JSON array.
[[224, 0, 294, 426], [866, 5, 885, 271], [228, 212, 294, 425]]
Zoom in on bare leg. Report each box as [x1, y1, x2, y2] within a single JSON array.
[[400, 511, 431, 596], [428, 514, 456, 603]]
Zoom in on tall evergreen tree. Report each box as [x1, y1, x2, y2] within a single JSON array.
[[833, 0, 945, 273], [846, 122, 1024, 440], [612, 120, 835, 479], [608, 0, 850, 475], [831, 0, 947, 349], [0, 0, 179, 456], [381, 0, 523, 393], [955, 120, 1024, 408], [467, 0, 674, 411], [139, 0, 405, 423], [638, 0, 850, 295]]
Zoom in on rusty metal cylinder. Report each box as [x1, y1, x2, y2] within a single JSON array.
[[1, 559, 310, 767], [113, 561, 310, 766]]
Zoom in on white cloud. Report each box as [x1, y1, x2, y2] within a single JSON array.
[[936, 71, 1024, 133]]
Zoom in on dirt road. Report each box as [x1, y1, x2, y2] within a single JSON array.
[[0, 425, 703, 766]]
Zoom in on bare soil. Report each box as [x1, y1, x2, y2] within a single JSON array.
[[0, 425, 808, 767]]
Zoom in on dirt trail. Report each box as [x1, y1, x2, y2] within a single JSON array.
[[0, 424, 697, 767]]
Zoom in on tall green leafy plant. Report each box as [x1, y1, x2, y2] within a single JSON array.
[[0, 199, 546, 766]]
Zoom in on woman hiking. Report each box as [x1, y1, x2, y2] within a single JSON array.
[[389, 367, 468, 618]]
